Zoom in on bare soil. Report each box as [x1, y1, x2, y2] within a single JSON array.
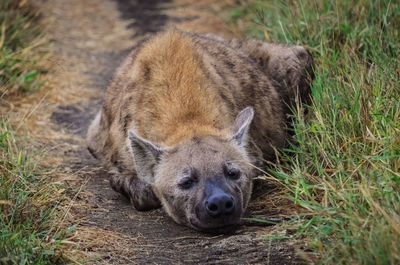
[[12, 0, 309, 264]]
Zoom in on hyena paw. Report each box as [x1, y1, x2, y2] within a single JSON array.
[[109, 169, 161, 211], [128, 179, 161, 211]]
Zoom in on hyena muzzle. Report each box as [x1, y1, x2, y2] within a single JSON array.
[[86, 30, 314, 232]]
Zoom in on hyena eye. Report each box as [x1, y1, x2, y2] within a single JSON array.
[[178, 178, 196, 190], [224, 164, 241, 180]]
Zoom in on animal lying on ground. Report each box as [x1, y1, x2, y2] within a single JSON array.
[[86, 30, 314, 232]]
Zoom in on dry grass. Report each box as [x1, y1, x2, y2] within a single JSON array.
[[0, 0, 50, 97], [0, 122, 72, 264], [0, 1, 79, 263]]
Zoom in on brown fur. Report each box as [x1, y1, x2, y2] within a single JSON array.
[[87, 30, 314, 230]]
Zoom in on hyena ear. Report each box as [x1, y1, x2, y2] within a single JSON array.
[[231, 106, 254, 146], [128, 130, 164, 183]]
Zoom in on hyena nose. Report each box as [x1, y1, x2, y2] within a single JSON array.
[[205, 194, 235, 217]]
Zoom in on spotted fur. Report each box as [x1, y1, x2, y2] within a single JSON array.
[[86, 30, 314, 229]]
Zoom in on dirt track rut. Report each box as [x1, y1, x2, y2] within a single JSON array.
[[44, 0, 302, 263]]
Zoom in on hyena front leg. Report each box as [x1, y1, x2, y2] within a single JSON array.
[[230, 39, 315, 108], [108, 167, 161, 211]]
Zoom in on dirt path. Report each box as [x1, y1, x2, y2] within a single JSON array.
[[32, 0, 303, 263]]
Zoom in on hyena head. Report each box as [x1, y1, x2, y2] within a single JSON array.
[[128, 107, 255, 232]]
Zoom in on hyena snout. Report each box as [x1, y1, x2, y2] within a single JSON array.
[[193, 178, 242, 231], [205, 188, 235, 217]]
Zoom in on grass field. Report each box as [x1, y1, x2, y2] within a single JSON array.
[[227, 0, 399, 264], [0, 123, 70, 264], [0, 1, 69, 263], [0, 0, 48, 96]]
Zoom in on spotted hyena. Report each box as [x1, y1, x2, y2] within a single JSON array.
[[86, 30, 314, 232]]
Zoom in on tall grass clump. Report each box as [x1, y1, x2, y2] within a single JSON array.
[[0, 0, 48, 96], [0, 123, 69, 264], [228, 0, 399, 264], [0, 1, 71, 263]]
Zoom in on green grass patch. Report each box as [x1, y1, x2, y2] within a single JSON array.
[[0, 1, 72, 264], [0, 0, 49, 95], [227, 0, 400, 264], [0, 122, 70, 264]]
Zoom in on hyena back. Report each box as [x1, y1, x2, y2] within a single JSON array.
[[87, 31, 313, 231]]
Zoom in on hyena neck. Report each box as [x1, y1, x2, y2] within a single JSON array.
[[134, 31, 231, 147]]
